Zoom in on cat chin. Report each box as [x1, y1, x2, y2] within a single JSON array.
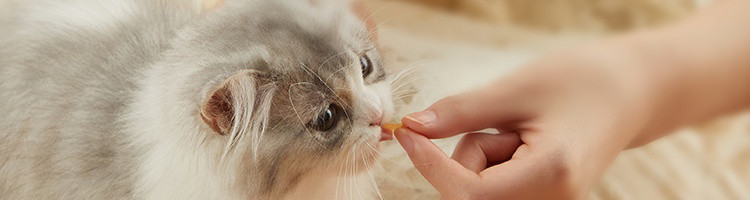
[[325, 141, 381, 175]]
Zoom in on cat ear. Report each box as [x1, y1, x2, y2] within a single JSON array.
[[198, 0, 225, 13], [200, 70, 256, 135], [351, 0, 378, 41]]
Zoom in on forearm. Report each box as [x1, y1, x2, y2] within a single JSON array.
[[626, 0, 750, 146]]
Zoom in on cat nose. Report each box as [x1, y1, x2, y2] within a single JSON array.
[[369, 110, 383, 126]]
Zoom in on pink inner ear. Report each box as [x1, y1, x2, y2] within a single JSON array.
[[201, 85, 233, 135], [202, 0, 225, 12], [351, 0, 379, 42]]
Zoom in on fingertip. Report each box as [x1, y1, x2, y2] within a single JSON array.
[[402, 110, 436, 128], [407, 110, 437, 125], [401, 116, 423, 132]]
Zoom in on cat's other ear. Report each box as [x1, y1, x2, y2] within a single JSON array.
[[351, 0, 378, 41], [196, 0, 225, 13], [200, 70, 257, 135]]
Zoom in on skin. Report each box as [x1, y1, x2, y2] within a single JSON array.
[[391, 0, 750, 199]]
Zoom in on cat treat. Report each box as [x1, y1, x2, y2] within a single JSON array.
[[382, 123, 402, 132]]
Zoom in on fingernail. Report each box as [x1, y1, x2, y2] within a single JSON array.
[[405, 110, 437, 125], [394, 128, 414, 152]]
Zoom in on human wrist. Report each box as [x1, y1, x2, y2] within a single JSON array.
[[611, 30, 697, 148], [540, 39, 662, 147], [497, 36, 671, 147]]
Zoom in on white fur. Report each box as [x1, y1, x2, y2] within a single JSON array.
[[1, 0, 390, 198], [127, 45, 387, 200], [21, 0, 137, 32], [127, 64, 227, 199], [124, 1, 389, 199]]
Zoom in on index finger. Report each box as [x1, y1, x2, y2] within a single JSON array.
[[402, 86, 531, 139]]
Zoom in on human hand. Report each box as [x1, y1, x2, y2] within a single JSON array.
[[395, 45, 658, 200], [393, 0, 750, 198]]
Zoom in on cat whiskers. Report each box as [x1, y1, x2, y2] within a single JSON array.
[[334, 143, 352, 200], [388, 64, 427, 102], [361, 144, 385, 200], [362, 141, 410, 167], [389, 61, 427, 84], [324, 66, 351, 84], [351, 145, 374, 200], [360, 4, 397, 40], [298, 63, 352, 118], [288, 82, 329, 150], [388, 62, 423, 87], [346, 144, 356, 200], [361, 142, 411, 186], [361, 3, 392, 28], [372, 18, 394, 32], [318, 50, 352, 71]]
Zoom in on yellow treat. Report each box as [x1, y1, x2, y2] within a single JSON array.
[[382, 123, 402, 132]]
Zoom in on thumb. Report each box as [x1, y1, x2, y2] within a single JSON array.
[[402, 86, 531, 139], [394, 128, 477, 193]]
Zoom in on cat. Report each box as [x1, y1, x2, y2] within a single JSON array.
[[0, 0, 395, 199]]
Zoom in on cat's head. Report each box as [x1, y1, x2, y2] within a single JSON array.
[[160, 0, 393, 191]]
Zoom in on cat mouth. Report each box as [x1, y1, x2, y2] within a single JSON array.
[[379, 127, 393, 141]]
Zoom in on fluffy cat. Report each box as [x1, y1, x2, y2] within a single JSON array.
[[0, 0, 394, 199]]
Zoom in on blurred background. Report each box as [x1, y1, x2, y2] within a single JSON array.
[[364, 0, 750, 199], [2, 0, 746, 199]]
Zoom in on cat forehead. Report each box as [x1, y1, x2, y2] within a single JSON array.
[[190, 0, 369, 66], [183, 0, 369, 106], [210, 0, 366, 39], [272, 62, 356, 102], [254, 1, 368, 50]]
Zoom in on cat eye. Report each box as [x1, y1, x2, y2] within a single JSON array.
[[312, 104, 341, 131], [360, 54, 373, 78]]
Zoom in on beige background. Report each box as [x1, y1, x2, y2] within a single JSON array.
[[2, 0, 747, 199], [367, 0, 750, 199]]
